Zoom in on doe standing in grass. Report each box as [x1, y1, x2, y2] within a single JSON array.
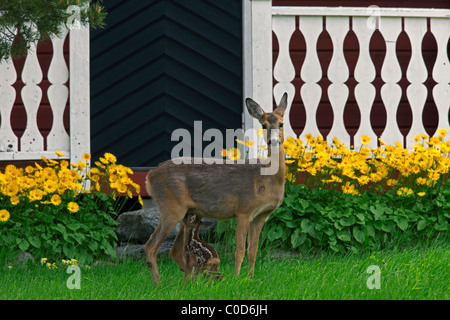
[[144, 93, 288, 285]]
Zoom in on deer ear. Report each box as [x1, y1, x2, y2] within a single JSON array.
[[276, 92, 288, 113], [245, 98, 264, 120]]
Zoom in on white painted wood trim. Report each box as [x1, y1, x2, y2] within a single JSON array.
[[0, 151, 70, 161], [272, 6, 450, 18], [69, 24, 90, 164]]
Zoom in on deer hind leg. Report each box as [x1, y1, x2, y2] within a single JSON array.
[[144, 204, 186, 285], [247, 214, 269, 278], [170, 223, 187, 272]]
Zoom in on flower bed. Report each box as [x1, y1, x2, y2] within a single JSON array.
[[260, 130, 449, 252], [0, 152, 142, 264]]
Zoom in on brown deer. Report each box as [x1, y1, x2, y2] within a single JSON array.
[[170, 214, 221, 281], [145, 93, 288, 285]]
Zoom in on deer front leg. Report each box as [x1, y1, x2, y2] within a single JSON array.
[[234, 215, 250, 277], [247, 214, 269, 278]]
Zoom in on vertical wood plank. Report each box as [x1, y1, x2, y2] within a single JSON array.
[[251, 0, 272, 156], [430, 18, 450, 142], [70, 25, 91, 164]]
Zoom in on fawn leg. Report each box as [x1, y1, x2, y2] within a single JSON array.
[[234, 215, 250, 277]]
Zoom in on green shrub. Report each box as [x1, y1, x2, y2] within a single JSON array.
[[216, 179, 449, 254], [260, 180, 449, 253], [0, 152, 142, 264]]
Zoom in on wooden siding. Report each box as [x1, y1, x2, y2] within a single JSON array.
[[90, 0, 243, 167], [272, 0, 450, 146]]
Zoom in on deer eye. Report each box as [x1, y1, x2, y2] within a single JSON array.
[[279, 123, 284, 128], [261, 124, 267, 129]]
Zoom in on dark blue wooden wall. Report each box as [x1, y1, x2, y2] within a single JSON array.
[[90, 0, 243, 167]]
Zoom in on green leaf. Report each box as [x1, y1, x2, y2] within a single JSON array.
[[290, 229, 306, 249], [337, 229, 351, 242], [28, 236, 41, 248], [301, 219, 315, 236], [395, 216, 409, 231], [353, 226, 366, 244], [268, 224, 284, 241], [339, 216, 356, 227], [370, 205, 384, 220], [17, 239, 29, 251], [417, 219, 428, 231]]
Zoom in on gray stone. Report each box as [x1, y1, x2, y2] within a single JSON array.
[[116, 242, 173, 260], [17, 252, 34, 265], [115, 199, 218, 245], [115, 200, 180, 244]]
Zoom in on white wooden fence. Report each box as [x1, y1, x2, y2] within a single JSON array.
[[0, 25, 90, 164], [244, 0, 450, 153]]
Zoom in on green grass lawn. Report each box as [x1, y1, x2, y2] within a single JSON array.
[[1, 239, 448, 300]]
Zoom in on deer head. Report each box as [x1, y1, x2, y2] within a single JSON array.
[[245, 92, 288, 147]]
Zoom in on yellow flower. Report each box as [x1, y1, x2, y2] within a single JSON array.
[[67, 202, 79, 213], [221, 149, 227, 158], [138, 195, 143, 206], [386, 179, 397, 187], [437, 128, 448, 137], [416, 177, 427, 185], [50, 194, 62, 206], [417, 192, 426, 197], [245, 140, 255, 148], [55, 151, 65, 157], [104, 153, 117, 163], [0, 209, 10, 222], [10, 196, 20, 205], [357, 175, 370, 185], [40, 258, 48, 265], [257, 127, 264, 137], [82, 153, 91, 161], [360, 135, 371, 145], [235, 138, 245, 145], [227, 148, 241, 161], [397, 187, 413, 196]]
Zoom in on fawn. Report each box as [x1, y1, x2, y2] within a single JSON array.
[[145, 93, 287, 285], [170, 214, 221, 281]]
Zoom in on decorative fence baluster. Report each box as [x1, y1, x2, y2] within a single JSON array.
[[405, 17, 428, 146], [273, 15, 296, 139], [379, 17, 403, 146], [20, 23, 44, 152], [0, 28, 18, 152], [326, 16, 350, 147], [299, 16, 322, 141], [353, 16, 377, 150], [47, 27, 70, 152]]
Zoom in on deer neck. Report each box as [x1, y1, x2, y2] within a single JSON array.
[[265, 143, 286, 185]]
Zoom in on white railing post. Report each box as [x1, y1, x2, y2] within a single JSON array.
[[69, 24, 90, 164], [245, 0, 272, 158]]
